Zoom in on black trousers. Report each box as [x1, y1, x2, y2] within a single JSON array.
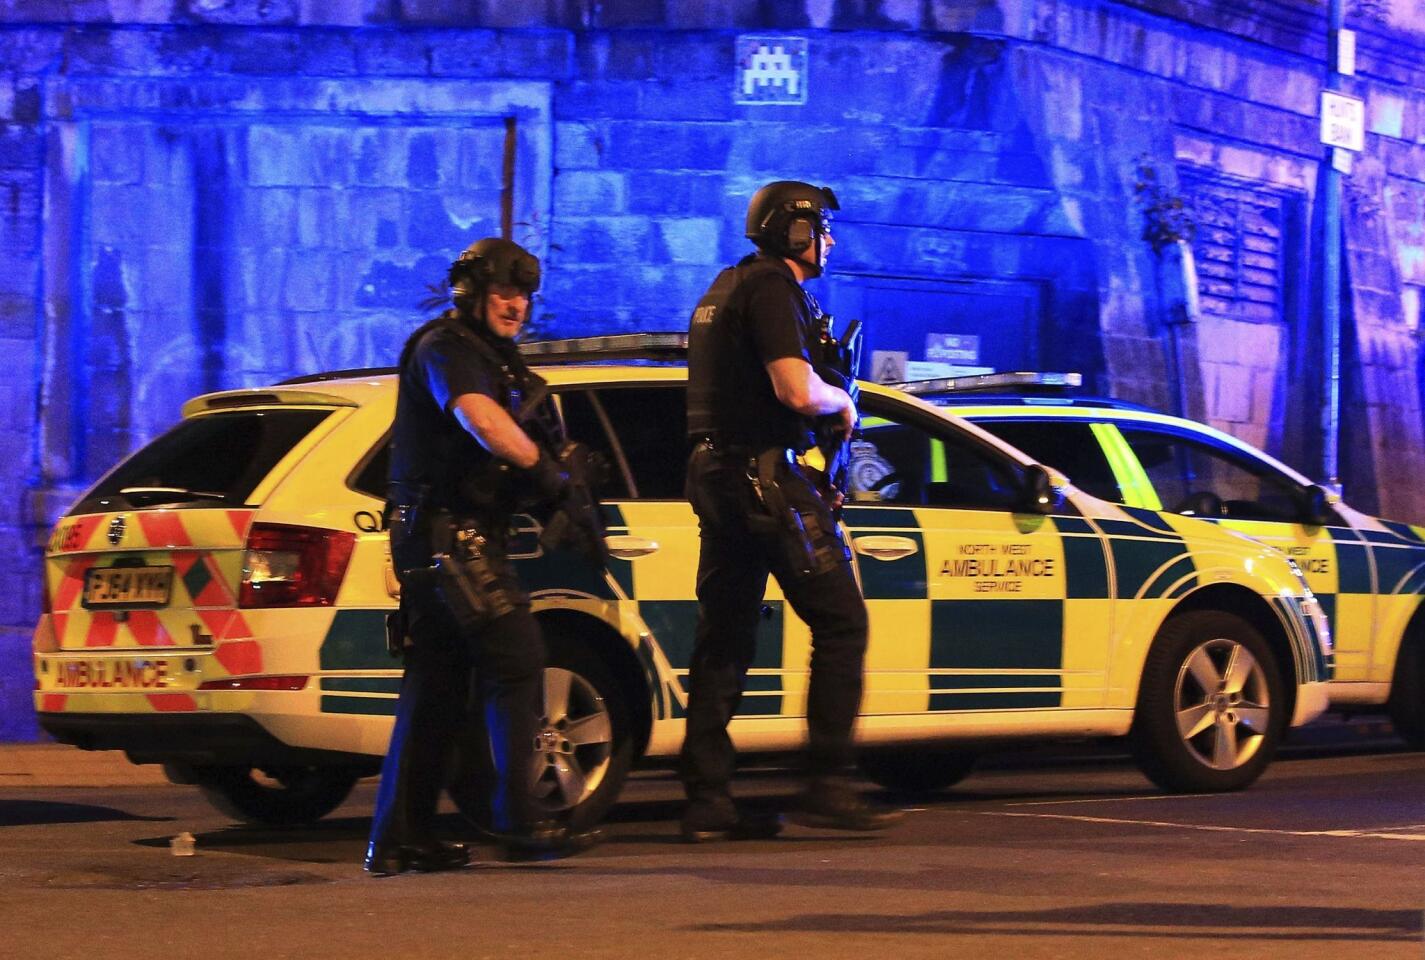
[[368, 527, 545, 848], [679, 444, 869, 805]]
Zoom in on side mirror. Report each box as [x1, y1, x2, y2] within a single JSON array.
[[1301, 485, 1334, 527], [1021, 465, 1062, 515]]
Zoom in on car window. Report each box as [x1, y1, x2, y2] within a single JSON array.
[[560, 385, 687, 500], [349, 434, 390, 500], [852, 397, 1026, 511], [972, 420, 1123, 503], [80, 408, 332, 511], [1118, 425, 1309, 522], [557, 389, 630, 499]]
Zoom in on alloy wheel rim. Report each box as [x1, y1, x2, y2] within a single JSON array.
[[1173, 637, 1272, 771], [530, 667, 613, 813]]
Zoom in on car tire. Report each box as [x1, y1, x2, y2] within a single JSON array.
[[1387, 634, 1424, 749], [449, 640, 634, 834], [194, 765, 360, 826], [1130, 610, 1287, 793], [857, 746, 977, 794]]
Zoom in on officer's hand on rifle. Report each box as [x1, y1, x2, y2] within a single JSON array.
[[530, 443, 609, 568], [831, 389, 857, 442], [525, 449, 571, 508]]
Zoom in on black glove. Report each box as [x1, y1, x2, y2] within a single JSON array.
[[535, 442, 609, 568], [523, 449, 570, 510]]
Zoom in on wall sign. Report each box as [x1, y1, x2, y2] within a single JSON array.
[[735, 36, 808, 105], [1321, 90, 1366, 152], [925, 333, 981, 364]]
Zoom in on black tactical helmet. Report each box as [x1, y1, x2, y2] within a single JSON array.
[[744, 180, 840, 258], [449, 237, 541, 304]]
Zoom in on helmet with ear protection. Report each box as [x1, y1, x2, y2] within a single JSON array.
[[745, 180, 839, 259], [448, 237, 541, 307]]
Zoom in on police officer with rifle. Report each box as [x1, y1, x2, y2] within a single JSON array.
[[681, 180, 901, 842], [366, 237, 604, 874]]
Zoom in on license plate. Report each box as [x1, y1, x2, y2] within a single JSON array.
[[52, 658, 173, 690], [82, 566, 173, 608]]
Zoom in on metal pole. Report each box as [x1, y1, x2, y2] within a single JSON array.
[[1322, 0, 1344, 490]]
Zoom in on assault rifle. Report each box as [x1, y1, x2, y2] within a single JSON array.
[[813, 315, 863, 516], [538, 441, 609, 568]]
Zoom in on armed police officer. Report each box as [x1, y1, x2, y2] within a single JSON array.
[[366, 237, 602, 874], [681, 180, 901, 842]]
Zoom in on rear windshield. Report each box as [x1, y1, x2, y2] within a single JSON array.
[[76, 409, 332, 511]]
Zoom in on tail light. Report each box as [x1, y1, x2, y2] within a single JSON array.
[[239, 523, 355, 608]]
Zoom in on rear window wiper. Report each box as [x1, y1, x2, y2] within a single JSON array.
[[117, 486, 230, 505]]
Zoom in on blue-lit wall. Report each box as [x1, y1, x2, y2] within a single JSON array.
[[4, 0, 1425, 739]]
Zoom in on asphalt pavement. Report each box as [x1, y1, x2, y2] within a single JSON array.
[[0, 718, 1420, 960]]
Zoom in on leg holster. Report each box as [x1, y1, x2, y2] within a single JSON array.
[[390, 505, 529, 636], [431, 522, 529, 632], [747, 449, 849, 583]]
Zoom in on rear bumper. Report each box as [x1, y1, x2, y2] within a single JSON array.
[[37, 711, 378, 771]]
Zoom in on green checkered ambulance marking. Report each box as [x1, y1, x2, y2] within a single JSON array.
[[633, 632, 682, 720], [1054, 517, 1111, 600], [321, 677, 402, 694], [856, 531, 927, 600], [1377, 521, 1425, 544], [322, 695, 399, 716], [638, 598, 786, 716], [1269, 596, 1332, 683], [1119, 506, 1179, 534], [1362, 536, 1425, 595], [317, 613, 401, 716], [519, 550, 620, 602], [320, 610, 392, 671], [595, 504, 633, 597], [843, 506, 926, 600], [514, 504, 627, 599], [1166, 575, 1200, 600], [1092, 517, 1194, 600], [1329, 526, 1373, 594], [181, 561, 214, 604], [930, 599, 1062, 671], [841, 506, 920, 528], [927, 592, 1063, 710], [1398, 564, 1425, 597]]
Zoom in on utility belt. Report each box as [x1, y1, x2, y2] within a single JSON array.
[[384, 503, 529, 656], [691, 437, 848, 582]]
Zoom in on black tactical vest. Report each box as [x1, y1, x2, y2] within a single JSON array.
[[686, 255, 817, 452]]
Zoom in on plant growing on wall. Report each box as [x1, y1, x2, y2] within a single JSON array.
[[1133, 155, 1196, 254], [1349, 0, 1391, 26]]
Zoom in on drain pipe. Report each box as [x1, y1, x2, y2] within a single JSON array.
[[1321, 0, 1345, 492]]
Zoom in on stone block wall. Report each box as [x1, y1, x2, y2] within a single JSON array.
[[3, 0, 1425, 738]]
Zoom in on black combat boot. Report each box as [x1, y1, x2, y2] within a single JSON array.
[[681, 796, 784, 843], [364, 838, 472, 875], [496, 820, 605, 862], [789, 780, 904, 832]]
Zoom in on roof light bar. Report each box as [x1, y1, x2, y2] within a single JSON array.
[[894, 371, 1083, 397], [519, 333, 689, 363]]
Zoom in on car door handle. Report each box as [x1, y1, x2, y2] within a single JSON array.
[[605, 535, 660, 559], [853, 535, 919, 561]]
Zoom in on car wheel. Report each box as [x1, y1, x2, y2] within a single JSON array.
[[857, 746, 976, 794], [194, 765, 360, 826], [1387, 634, 1424, 749], [1130, 610, 1286, 792], [449, 642, 633, 833]]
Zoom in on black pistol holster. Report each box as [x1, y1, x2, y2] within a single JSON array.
[[746, 449, 848, 583], [432, 522, 528, 633]]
